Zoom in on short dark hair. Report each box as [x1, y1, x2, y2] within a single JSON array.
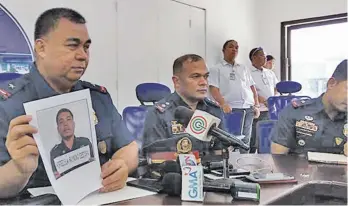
[[266, 55, 275, 61], [331, 59, 347, 82], [173, 54, 203, 75], [56, 108, 74, 124], [34, 8, 86, 40], [249, 47, 264, 61], [222, 40, 237, 51]]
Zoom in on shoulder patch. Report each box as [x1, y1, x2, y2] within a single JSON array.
[[154, 102, 169, 113], [204, 98, 220, 108], [291, 98, 310, 109], [80, 81, 108, 94]]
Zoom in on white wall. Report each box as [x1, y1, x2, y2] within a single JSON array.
[[0, 0, 257, 113], [255, 0, 347, 78]]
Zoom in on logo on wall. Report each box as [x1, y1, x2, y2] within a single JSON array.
[[189, 116, 207, 134]]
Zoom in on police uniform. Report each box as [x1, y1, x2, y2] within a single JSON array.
[[142, 92, 225, 151], [271, 95, 347, 154], [50, 137, 93, 178], [0, 64, 134, 189]]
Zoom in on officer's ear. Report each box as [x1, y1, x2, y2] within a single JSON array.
[[35, 38, 47, 58], [327, 77, 338, 90], [172, 75, 180, 86]]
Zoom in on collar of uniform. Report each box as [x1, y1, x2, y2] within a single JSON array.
[[60, 136, 77, 151], [29, 63, 83, 99], [172, 92, 207, 110], [251, 66, 264, 72], [222, 59, 240, 67], [28, 63, 59, 99]]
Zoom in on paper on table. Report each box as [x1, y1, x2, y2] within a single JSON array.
[[28, 178, 157, 205], [308, 152, 347, 165]]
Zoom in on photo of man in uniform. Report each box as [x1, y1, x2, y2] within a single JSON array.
[[50, 108, 94, 179]]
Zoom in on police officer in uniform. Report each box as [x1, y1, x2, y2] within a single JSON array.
[[271, 60, 347, 156], [142, 54, 225, 151], [0, 8, 138, 198], [50, 108, 94, 179]]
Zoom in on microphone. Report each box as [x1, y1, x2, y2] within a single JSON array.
[[161, 173, 182, 196], [174, 106, 249, 151]]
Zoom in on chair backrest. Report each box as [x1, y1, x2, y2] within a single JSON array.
[[257, 120, 277, 154], [276, 81, 302, 95], [267, 95, 311, 120], [224, 110, 246, 135], [136, 83, 171, 105], [0, 73, 21, 82], [122, 106, 148, 150]]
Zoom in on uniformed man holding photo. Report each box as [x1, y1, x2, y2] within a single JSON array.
[[271, 60, 347, 156]]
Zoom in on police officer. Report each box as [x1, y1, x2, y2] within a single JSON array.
[[142, 54, 225, 151], [0, 8, 138, 198], [50, 108, 94, 179], [271, 60, 347, 156], [209, 40, 261, 153]]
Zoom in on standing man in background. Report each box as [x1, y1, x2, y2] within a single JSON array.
[[265, 55, 276, 71], [249, 48, 279, 153], [209, 40, 260, 153]]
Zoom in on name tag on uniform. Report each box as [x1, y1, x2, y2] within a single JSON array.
[[229, 71, 236, 80]]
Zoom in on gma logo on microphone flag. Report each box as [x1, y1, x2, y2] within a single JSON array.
[[185, 110, 221, 142]]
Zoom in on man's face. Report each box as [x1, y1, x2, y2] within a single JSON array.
[[327, 79, 347, 112], [57, 111, 75, 140], [181, 140, 189, 150], [252, 50, 266, 67], [223, 41, 239, 60], [173, 59, 209, 101], [35, 18, 91, 84], [265, 60, 275, 70]]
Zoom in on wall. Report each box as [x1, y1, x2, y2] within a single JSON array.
[[0, 0, 257, 112], [254, 0, 347, 78]]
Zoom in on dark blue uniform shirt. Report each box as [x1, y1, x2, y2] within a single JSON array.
[[0, 64, 134, 189], [142, 92, 226, 151], [271, 94, 347, 154]]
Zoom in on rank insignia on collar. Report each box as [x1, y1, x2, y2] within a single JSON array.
[[92, 109, 98, 125], [343, 123, 348, 138]]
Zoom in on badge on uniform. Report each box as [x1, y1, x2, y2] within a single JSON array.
[[295, 120, 318, 132], [92, 109, 98, 125], [305, 116, 313, 121], [335, 137, 343, 146], [98, 141, 107, 154], [229, 71, 236, 80], [343, 123, 348, 138], [171, 120, 184, 134], [176, 137, 192, 154], [298, 139, 306, 146]]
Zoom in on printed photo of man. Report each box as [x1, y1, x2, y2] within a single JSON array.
[[50, 108, 94, 179]]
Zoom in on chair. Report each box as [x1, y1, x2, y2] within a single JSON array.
[[268, 81, 311, 120], [0, 73, 21, 82], [136, 83, 171, 105], [122, 106, 148, 150], [257, 120, 277, 154], [224, 110, 246, 136]]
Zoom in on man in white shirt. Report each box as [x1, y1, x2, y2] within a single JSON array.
[[209, 40, 260, 153], [249, 47, 279, 153]]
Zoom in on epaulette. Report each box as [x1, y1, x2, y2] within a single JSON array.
[[204, 98, 220, 108], [80, 81, 108, 94], [291, 98, 310, 109], [0, 77, 29, 101], [154, 101, 170, 113]]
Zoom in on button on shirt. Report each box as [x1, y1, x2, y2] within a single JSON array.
[[271, 95, 347, 154], [209, 60, 255, 108], [0, 64, 134, 189], [250, 67, 279, 110]]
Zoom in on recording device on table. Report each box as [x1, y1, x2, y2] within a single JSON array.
[[245, 172, 297, 184]]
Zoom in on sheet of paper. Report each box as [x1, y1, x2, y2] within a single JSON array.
[[308, 152, 347, 165], [28, 178, 157, 205], [24, 89, 102, 205]]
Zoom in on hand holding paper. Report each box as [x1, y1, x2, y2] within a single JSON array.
[[6, 115, 39, 174], [100, 159, 128, 193], [344, 143, 347, 156]]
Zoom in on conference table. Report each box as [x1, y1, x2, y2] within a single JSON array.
[[117, 153, 347, 205]]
